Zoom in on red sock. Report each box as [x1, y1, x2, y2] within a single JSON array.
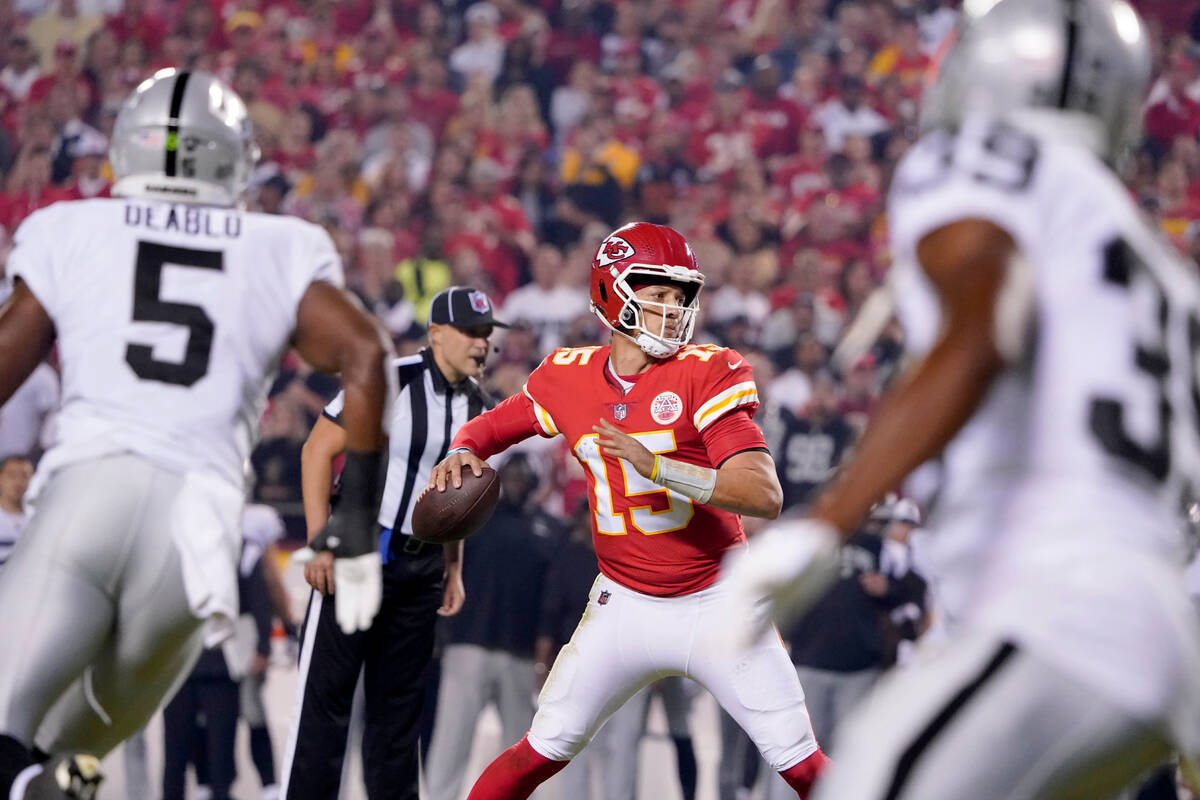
[[465, 736, 569, 800], [778, 748, 831, 799]]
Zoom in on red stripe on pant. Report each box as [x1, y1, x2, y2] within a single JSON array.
[[779, 748, 832, 799], [464, 736, 568, 800]]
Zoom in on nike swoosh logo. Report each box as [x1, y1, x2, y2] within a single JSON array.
[[728, 359, 743, 370]]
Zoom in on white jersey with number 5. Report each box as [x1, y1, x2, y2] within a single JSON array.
[[889, 113, 1200, 754], [7, 197, 342, 492]]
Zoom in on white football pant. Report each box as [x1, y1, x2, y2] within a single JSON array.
[[0, 455, 208, 757], [529, 574, 820, 771]]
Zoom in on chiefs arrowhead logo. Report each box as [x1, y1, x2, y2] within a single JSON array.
[[596, 235, 635, 268]]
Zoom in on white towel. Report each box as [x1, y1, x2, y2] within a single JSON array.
[[169, 469, 245, 647]]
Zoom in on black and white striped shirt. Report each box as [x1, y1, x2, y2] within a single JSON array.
[[323, 349, 493, 536]]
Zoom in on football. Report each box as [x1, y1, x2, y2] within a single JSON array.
[[411, 465, 500, 544]]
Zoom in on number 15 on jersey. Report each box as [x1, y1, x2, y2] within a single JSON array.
[[574, 431, 695, 536]]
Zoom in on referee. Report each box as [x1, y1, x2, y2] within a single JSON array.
[[280, 287, 502, 800]]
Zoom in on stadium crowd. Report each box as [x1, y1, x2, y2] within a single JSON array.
[[1, 0, 1200, 797]]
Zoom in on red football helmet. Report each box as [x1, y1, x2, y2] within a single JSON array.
[[589, 222, 705, 358]]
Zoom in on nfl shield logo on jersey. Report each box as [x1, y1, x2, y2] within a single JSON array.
[[468, 290, 490, 313], [613, 403, 627, 421], [651, 392, 683, 425]]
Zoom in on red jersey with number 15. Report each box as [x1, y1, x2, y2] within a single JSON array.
[[523, 343, 766, 596]]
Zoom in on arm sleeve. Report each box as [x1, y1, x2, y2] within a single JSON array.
[[286, 222, 345, 317], [700, 408, 769, 467], [691, 348, 761, 433], [322, 389, 345, 425], [451, 392, 540, 459], [6, 207, 61, 320]]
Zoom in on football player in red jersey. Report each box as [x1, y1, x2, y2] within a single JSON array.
[[427, 222, 830, 799]]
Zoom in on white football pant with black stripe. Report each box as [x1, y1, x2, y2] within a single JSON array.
[[813, 632, 1172, 800], [0, 455, 214, 757]]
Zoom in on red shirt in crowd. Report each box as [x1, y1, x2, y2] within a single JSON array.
[[408, 85, 460, 140], [1144, 91, 1200, 147], [746, 93, 808, 158]]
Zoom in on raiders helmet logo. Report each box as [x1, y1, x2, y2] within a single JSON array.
[[596, 235, 635, 268]]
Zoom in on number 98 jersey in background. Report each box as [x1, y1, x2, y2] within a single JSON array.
[[7, 197, 342, 490], [523, 343, 767, 597]]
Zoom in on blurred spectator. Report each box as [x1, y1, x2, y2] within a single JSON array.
[[250, 397, 308, 518], [813, 75, 888, 153], [773, 371, 855, 511], [875, 498, 929, 667], [450, 2, 505, 85], [501, 243, 588, 352], [28, 0, 102, 70], [0, 456, 33, 570], [104, 0, 166, 52], [408, 56, 460, 141], [769, 333, 827, 414], [558, 117, 628, 230], [161, 648, 240, 800], [747, 55, 808, 160], [27, 39, 93, 108], [424, 454, 556, 800], [0, 36, 41, 101], [1151, 158, 1200, 250], [237, 503, 290, 800], [395, 226, 454, 326], [866, 10, 929, 90], [686, 70, 763, 177], [550, 58, 599, 140], [916, 0, 959, 54], [1145, 55, 1200, 154], [708, 254, 771, 328], [46, 81, 100, 183], [63, 128, 109, 198], [838, 353, 880, 431]]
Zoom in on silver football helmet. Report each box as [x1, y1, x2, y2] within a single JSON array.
[[110, 69, 259, 207], [921, 0, 1151, 161]]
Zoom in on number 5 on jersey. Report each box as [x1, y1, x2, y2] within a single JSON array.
[[125, 241, 223, 387], [575, 431, 695, 535]]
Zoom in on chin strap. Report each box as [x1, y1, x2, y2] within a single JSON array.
[[611, 328, 680, 358]]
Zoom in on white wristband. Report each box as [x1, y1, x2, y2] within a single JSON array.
[[650, 455, 716, 504]]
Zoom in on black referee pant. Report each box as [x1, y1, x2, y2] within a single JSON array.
[[281, 536, 444, 800]]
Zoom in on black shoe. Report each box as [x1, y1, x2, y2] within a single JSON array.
[[22, 755, 102, 800]]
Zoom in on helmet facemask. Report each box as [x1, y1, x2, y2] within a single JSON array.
[[606, 266, 702, 358]]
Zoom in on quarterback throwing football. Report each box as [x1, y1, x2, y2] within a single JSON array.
[[429, 222, 830, 800]]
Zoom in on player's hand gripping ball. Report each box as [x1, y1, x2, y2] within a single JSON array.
[[414, 453, 500, 543]]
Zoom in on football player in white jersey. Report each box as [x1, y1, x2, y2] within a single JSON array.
[[0, 69, 391, 799], [720, 1, 1200, 798]]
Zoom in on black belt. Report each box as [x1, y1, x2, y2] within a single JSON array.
[[380, 527, 436, 561], [397, 534, 433, 556]]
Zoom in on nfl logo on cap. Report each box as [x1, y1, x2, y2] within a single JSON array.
[[469, 290, 490, 314]]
